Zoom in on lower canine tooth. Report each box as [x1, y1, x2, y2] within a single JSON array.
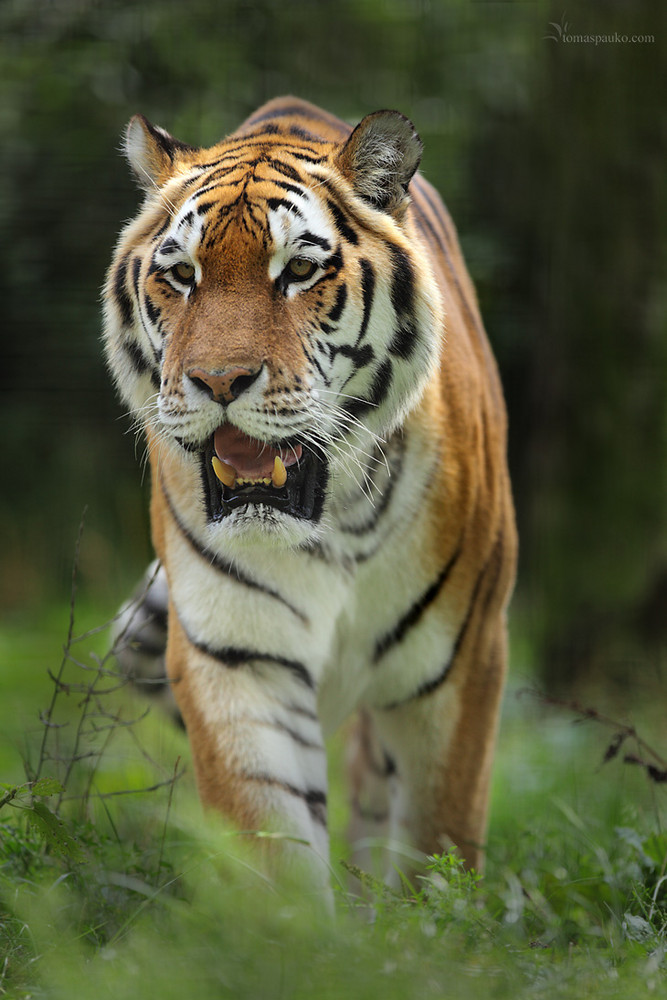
[[212, 456, 237, 488], [272, 456, 287, 488]]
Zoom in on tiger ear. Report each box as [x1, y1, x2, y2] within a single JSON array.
[[123, 114, 196, 191], [336, 111, 423, 216]]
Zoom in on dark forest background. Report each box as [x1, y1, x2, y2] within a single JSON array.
[[1, 0, 665, 692]]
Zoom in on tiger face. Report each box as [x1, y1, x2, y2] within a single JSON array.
[[104, 108, 442, 546]]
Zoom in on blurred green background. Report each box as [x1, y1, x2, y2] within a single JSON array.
[[1, 0, 665, 692]]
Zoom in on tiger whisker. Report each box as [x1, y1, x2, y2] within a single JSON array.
[[307, 397, 390, 476]]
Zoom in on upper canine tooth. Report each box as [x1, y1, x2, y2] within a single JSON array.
[[212, 456, 237, 488], [272, 455, 287, 488]]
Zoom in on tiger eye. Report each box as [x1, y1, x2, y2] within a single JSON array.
[[288, 257, 316, 280], [173, 262, 195, 283]]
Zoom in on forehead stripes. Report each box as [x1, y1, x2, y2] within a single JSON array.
[[159, 156, 324, 251]]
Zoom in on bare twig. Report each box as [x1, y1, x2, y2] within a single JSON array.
[[156, 756, 182, 885], [33, 509, 87, 787], [31, 523, 182, 822], [520, 688, 667, 783]]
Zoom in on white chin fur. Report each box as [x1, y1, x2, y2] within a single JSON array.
[[204, 503, 325, 553]]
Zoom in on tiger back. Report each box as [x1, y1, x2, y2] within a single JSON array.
[[104, 97, 517, 893]]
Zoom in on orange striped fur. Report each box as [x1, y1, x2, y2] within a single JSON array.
[[106, 97, 517, 893]]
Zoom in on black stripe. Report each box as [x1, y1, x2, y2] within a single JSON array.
[[373, 543, 463, 661], [382, 532, 505, 710], [144, 293, 160, 328], [150, 219, 171, 242], [266, 177, 307, 198], [350, 457, 442, 565], [245, 773, 327, 826], [246, 107, 303, 125], [387, 245, 418, 360], [288, 124, 319, 142], [131, 255, 141, 297], [330, 341, 374, 369], [248, 717, 324, 752], [286, 700, 320, 723], [299, 231, 331, 251], [344, 359, 393, 419], [356, 259, 375, 345], [328, 284, 347, 322], [245, 102, 346, 133], [187, 634, 315, 690], [286, 150, 329, 165], [122, 338, 150, 377], [383, 751, 397, 777], [196, 199, 218, 216], [248, 123, 280, 137], [197, 137, 328, 167], [302, 344, 332, 387], [326, 248, 343, 274], [314, 177, 383, 239], [327, 199, 359, 245], [122, 339, 160, 391], [161, 478, 309, 625], [191, 176, 245, 202], [368, 358, 394, 407], [265, 159, 303, 183], [389, 245, 415, 316], [267, 196, 304, 218], [159, 236, 180, 253], [147, 257, 163, 277], [388, 319, 418, 360], [340, 435, 404, 537], [113, 257, 133, 326], [474, 527, 507, 632]]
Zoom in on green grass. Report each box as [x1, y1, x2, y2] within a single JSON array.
[[1, 600, 666, 999]]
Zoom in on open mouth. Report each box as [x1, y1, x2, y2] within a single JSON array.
[[200, 424, 328, 523]]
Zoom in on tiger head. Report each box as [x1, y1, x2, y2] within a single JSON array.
[[103, 101, 442, 547]]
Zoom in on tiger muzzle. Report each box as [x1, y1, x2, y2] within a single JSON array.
[[201, 425, 328, 523]]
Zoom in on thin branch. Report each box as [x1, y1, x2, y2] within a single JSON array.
[[156, 756, 181, 885], [520, 688, 667, 777], [33, 510, 87, 786]]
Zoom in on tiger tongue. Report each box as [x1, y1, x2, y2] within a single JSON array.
[[213, 424, 301, 480]]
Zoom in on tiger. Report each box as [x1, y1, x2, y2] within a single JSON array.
[[104, 96, 517, 896]]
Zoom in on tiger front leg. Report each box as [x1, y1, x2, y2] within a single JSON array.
[[166, 609, 332, 892]]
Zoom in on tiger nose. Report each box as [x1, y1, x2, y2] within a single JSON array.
[[187, 365, 262, 405]]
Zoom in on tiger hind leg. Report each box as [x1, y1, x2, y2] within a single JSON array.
[[112, 560, 180, 724], [345, 709, 397, 879], [370, 623, 509, 878]]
